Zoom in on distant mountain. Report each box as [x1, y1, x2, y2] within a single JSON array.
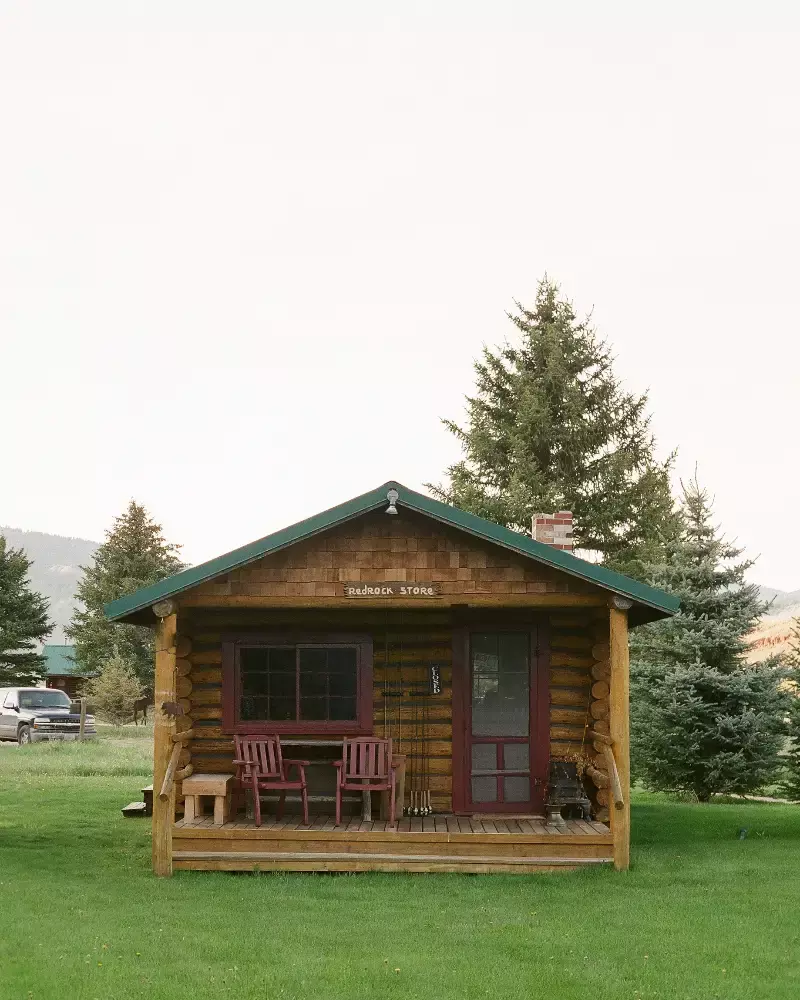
[[757, 586, 800, 615], [0, 526, 99, 643]]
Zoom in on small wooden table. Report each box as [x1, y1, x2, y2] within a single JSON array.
[[182, 772, 234, 826]]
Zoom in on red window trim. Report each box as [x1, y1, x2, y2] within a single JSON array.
[[221, 633, 374, 735]]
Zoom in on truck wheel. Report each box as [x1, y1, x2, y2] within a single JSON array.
[[18, 725, 32, 746]]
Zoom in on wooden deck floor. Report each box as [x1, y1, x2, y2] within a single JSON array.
[[172, 814, 613, 873]]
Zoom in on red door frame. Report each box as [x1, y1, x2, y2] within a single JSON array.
[[451, 615, 550, 815]]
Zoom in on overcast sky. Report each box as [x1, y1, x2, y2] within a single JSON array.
[[2, 3, 798, 589]]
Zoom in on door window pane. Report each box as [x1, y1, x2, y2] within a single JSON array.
[[472, 632, 529, 736], [503, 777, 530, 802], [471, 744, 497, 772], [503, 744, 529, 771], [471, 776, 498, 802]]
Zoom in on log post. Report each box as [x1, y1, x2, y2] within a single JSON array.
[[609, 599, 631, 871], [152, 612, 177, 877]]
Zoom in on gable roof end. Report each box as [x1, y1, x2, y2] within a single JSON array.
[[103, 481, 679, 626]]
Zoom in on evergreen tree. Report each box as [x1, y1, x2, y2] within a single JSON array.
[[0, 535, 53, 685], [631, 479, 789, 800], [82, 652, 144, 726], [779, 618, 800, 801], [430, 277, 680, 572], [67, 502, 183, 686]]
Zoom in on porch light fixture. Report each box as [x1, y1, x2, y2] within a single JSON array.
[[385, 488, 399, 515]]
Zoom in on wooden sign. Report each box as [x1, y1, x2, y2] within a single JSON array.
[[342, 582, 440, 598]]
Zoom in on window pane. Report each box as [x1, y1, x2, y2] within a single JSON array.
[[503, 776, 530, 802], [299, 696, 326, 720], [300, 670, 327, 696], [241, 696, 268, 721], [471, 744, 496, 772], [299, 648, 327, 672], [329, 696, 357, 721], [269, 648, 295, 672], [471, 776, 498, 803], [329, 669, 356, 697], [328, 648, 357, 672], [503, 744, 529, 771], [242, 671, 269, 696], [267, 697, 295, 722], [240, 647, 270, 672], [269, 672, 295, 699]]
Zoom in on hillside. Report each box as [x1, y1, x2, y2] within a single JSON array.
[[747, 587, 799, 664], [0, 526, 98, 643]]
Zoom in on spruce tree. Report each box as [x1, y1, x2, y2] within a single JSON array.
[[67, 502, 183, 686], [0, 535, 53, 685], [779, 618, 800, 801], [631, 479, 789, 800], [430, 277, 679, 572]]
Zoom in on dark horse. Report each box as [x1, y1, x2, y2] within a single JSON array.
[[133, 690, 154, 726]]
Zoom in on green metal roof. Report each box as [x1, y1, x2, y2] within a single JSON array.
[[104, 481, 679, 624], [42, 645, 82, 676]]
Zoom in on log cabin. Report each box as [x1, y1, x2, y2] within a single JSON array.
[[104, 481, 677, 876]]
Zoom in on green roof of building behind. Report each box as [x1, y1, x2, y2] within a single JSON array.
[[104, 481, 680, 624], [42, 645, 82, 676]]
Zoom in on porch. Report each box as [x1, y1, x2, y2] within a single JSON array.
[[172, 813, 613, 873]]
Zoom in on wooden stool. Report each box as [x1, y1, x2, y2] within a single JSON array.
[[182, 773, 234, 826]]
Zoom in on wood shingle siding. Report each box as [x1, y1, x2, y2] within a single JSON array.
[[188, 510, 594, 601]]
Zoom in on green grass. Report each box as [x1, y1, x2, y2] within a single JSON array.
[[1, 741, 799, 1000]]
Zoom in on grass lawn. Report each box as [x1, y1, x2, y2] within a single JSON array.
[[1, 737, 798, 1000]]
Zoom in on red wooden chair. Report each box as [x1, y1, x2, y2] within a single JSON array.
[[233, 735, 311, 827], [334, 737, 396, 829]]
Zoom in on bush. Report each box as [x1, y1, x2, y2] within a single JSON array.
[[81, 653, 144, 725]]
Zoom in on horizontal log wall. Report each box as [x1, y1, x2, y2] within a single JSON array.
[[174, 607, 606, 817], [547, 610, 608, 784], [372, 624, 453, 812], [177, 610, 455, 812]]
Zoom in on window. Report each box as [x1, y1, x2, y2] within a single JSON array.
[[19, 689, 72, 710], [222, 635, 373, 734]]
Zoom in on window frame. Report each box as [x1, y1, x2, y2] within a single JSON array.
[[221, 633, 374, 735]]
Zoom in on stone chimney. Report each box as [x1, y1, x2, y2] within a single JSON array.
[[532, 511, 574, 551]]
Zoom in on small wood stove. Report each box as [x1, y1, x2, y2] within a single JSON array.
[[546, 761, 592, 825]]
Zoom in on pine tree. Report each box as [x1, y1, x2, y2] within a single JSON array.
[[430, 277, 680, 572], [81, 652, 144, 726], [631, 479, 789, 800], [779, 618, 800, 801], [0, 535, 53, 685], [67, 502, 183, 686]]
